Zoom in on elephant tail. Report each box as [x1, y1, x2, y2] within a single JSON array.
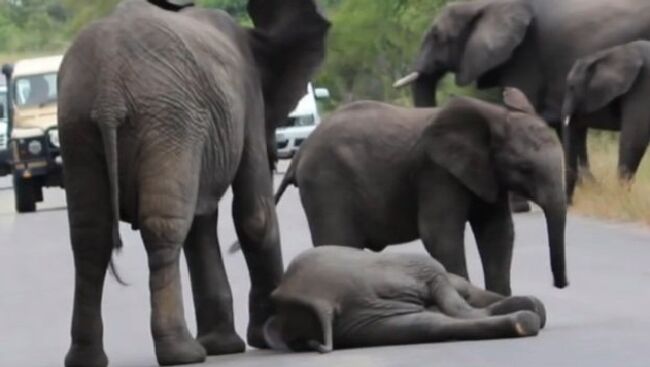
[[94, 105, 127, 286], [274, 151, 300, 205]]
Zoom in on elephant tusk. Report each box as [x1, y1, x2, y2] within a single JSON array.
[[393, 72, 420, 88]]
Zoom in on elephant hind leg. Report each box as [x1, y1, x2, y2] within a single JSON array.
[[183, 211, 245, 355], [138, 146, 206, 366], [63, 134, 113, 367], [337, 310, 540, 349], [446, 273, 546, 328]]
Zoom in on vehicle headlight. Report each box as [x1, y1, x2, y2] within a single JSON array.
[[48, 129, 60, 148], [28, 140, 43, 156]]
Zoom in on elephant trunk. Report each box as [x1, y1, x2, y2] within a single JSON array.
[[541, 192, 569, 289], [412, 71, 445, 107], [560, 96, 577, 201]]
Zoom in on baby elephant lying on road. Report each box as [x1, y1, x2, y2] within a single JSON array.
[[264, 246, 546, 352]]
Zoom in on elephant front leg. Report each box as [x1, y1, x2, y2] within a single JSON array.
[[183, 211, 245, 355], [232, 145, 284, 349], [417, 175, 471, 279], [618, 96, 650, 181], [469, 198, 514, 296]]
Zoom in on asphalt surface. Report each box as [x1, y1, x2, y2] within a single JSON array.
[[1, 161, 650, 367]]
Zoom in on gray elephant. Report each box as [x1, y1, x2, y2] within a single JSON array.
[[58, 0, 329, 366], [562, 40, 650, 182], [273, 89, 568, 296], [264, 246, 546, 352], [394, 0, 650, 198]]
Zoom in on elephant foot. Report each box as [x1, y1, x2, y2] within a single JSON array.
[[64, 344, 108, 367], [512, 311, 541, 337], [247, 321, 270, 349], [198, 330, 246, 355], [155, 333, 206, 366], [489, 296, 546, 328]]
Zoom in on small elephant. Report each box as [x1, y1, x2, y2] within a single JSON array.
[[58, 0, 329, 366], [273, 89, 568, 295], [264, 246, 546, 352], [562, 40, 650, 196]]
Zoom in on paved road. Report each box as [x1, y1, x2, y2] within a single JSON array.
[[1, 163, 649, 367]]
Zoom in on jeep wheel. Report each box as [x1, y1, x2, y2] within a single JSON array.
[[13, 175, 37, 213]]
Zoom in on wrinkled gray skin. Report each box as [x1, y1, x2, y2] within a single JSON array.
[[274, 89, 568, 297], [401, 0, 650, 199], [562, 40, 650, 190], [58, 0, 329, 366], [264, 246, 546, 352]]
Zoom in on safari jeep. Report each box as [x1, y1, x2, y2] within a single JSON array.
[[0, 80, 9, 176], [2, 55, 63, 213]]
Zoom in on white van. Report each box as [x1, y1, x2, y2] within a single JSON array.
[[275, 83, 329, 159]]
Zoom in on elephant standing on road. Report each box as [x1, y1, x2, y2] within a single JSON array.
[[58, 0, 329, 366], [562, 41, 650, 182], [394, 0, 650, 198], [273, 89, 568, 296], [264, 246, 546, 352]]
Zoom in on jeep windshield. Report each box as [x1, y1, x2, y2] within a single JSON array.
[[277, 114, 315, 128], [14, 72, 58, 108]]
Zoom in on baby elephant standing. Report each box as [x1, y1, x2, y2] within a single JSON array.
[[272, 89, 568, 296], [264, 246, 546, 352]]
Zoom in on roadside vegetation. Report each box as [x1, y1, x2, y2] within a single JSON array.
[[572, 132, 650, 226]]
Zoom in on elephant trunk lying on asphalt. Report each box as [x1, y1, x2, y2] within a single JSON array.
[[58, 0, 329, 366], [273, 89, 568, 296], [562, 40, 650, 194], [264, 246, 546, 352]]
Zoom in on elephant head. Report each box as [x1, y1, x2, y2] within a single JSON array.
[[420, 88, 568, 288], [394, 0, 533, 106], [247, 0, 331, 166], [149, 0, 331, 168], [561, 41, 645, 140]]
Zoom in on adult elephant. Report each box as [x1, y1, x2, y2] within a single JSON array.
[[562, 41, 650, 182], [58, 0, 329, 366], [394, 0, 650, 198], [265, 246, 546, 352], [273, 89, 568, 296]]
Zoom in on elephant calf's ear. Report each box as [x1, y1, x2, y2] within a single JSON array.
[[424, 99, 499, 202], [503, 87, 536, 115], [581, 45, 644, 113]]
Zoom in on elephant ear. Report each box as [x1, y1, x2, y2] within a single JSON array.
[[457, 1, 533, 86], [248, 0, 331, 165], [503, 87, 536, 115], [581, 46, 644, 113], [423, 97, 499, 202], [269, 291, 334, 353], [147, 0, 194, 11]]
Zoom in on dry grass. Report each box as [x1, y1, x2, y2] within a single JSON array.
[[571, 132, 650, 225]]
